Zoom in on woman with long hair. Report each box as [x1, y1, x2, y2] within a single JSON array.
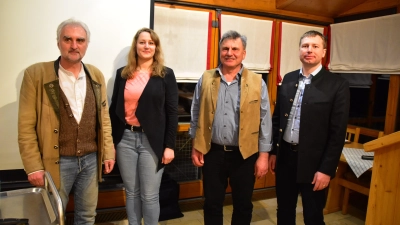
[[109, 28, 178, 225]]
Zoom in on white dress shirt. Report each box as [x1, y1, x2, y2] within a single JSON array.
[[58, 64, 86, 124], [283, 65, 322, 144]]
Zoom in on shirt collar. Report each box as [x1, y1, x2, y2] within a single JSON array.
[[299, 64, 322, 78], [59, 63, 85, 79], [216, 64, 244, 80]]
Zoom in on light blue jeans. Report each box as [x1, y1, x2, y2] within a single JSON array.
[[59, 152, 98, 225], [117, 129, 164, 225]]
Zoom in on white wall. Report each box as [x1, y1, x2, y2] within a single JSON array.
[[0, 0, 151, 170]]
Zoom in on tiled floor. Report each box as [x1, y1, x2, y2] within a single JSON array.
[[97, 196, 365, 225]]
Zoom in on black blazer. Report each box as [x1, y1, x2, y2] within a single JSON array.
[[271, 67, 350, 182], [109, 66, 178, 169]]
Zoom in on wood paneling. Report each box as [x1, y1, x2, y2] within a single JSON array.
[[161, 0, 400, 22], [275, 0, 400, 18], [254, 176, 267, 189], [179, 180, 203, 199], [163, 0, 333, 23], [177, 123, 190, 132], [264, 172, 276, 187], [364, 132, 400, 225], [337, 0, 400, 17], [384, 75, 400, 134], [276, 0, 368, 17], [66, 189, 126, 212], [268, 20, 280, 115]]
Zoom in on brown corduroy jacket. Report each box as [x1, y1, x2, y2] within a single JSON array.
[[18, 57, 114, 189]]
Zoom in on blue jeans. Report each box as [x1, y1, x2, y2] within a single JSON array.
[[59, 152, 98, 225], [117, 129, 164, 225]]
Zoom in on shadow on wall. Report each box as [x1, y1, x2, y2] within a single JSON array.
[[106, 46, 130, 104], [3, 48, 131, 170], [0, 69, 25, 170], [2, 47, 130, 170]]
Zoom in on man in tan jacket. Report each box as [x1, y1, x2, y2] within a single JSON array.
[[190, 30, 272, 225], [18, 18, 115, 224]]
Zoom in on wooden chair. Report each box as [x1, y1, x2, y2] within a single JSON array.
[[346, 124, 384, 140], [345, 127, 360, 143], [339, 170, 371, 214], [339, 128, 384, 215]]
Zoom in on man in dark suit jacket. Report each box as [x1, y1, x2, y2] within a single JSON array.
[[269, 30, 350, 225]]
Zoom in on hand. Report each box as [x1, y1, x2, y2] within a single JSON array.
[[312, 171, 331, 191], [191, 148, 204, 167], [268, 154, 276, 175], [162, 148, 175, 164], [103, 159, 115, 174], [28, 171, 45, 187], [254, 152, 269, 179]]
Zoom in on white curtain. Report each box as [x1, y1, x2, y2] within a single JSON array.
[[154, 6, 211, 82], [279, 22, 324, 84], [329, 14, 400, 74], [221, 14, 274, 72]]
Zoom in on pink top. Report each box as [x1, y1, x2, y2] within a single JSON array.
[[124, 71, 151, 126]]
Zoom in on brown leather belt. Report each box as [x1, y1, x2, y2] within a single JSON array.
[[211, 142, 239, 151], [125, 124, 144, 132]]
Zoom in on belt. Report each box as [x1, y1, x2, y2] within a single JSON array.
[[284, 141, 299, 152], [125, 124, 144, 132], [211, 142, 239, 152]]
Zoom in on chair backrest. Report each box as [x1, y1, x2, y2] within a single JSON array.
[[347, 124, 384, 139], [346, 127, 361, 143]]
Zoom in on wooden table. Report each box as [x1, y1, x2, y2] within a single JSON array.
[[323, 142, 364, 214]]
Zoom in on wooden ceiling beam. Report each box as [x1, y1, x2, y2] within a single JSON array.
[[275, 0, 373, 17], [337, 0, 400, 17], [276, 0, 296, 9]]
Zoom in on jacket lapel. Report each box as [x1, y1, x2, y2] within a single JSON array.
[[240, 69, 249, 108], [116, 77, 127, 123], [211, 72, 220, 112], [44, 80, 61, 118], [83, 64, 103, 118]]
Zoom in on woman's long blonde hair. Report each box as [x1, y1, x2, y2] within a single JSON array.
[[121, 28, 165, 79]]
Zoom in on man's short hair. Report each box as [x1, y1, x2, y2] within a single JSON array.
[[299, 30, 327, 49], [220, 30, 247, 49], [57, 18, 91, 43]]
